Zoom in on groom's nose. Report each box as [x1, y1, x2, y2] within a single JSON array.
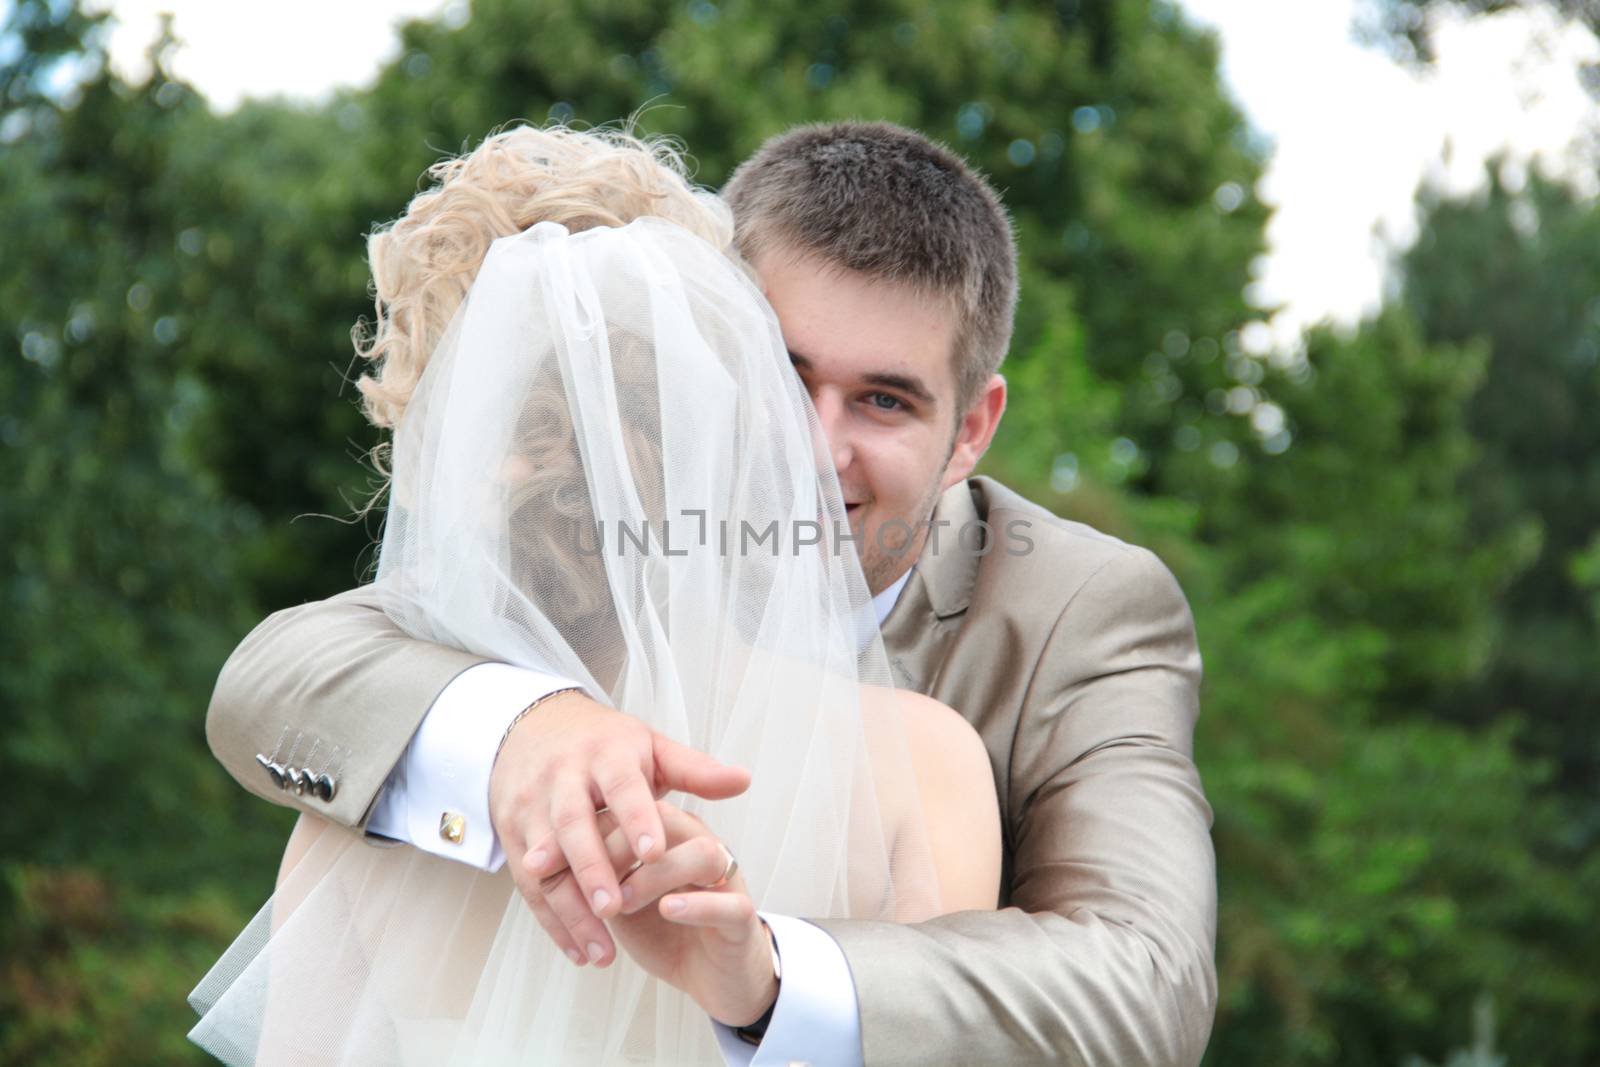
[[810, 390, 855, 472]]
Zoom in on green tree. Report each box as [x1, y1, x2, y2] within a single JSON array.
[[1187, 312, 1595, 1064], [0, 6, 295, 1062], [1574, 532, 1600, 630], [1400, 166, 1600, 820]]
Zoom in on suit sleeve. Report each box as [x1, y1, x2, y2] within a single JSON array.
[[812, 547, 1218, 1066], [204, 583, 489, 830]]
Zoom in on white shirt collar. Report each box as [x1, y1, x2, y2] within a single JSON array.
[[871, 569, 912, 627]]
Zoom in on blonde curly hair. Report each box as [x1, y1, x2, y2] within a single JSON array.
[[353, 124, 732, 442]]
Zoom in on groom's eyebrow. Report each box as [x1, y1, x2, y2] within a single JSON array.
[[787, 350, 937, 408]]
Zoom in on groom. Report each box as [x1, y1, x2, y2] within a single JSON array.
[[208, 121, 1217, 1065]]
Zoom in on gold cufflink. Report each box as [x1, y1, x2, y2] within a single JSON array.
[[439, 812, 466, 845]]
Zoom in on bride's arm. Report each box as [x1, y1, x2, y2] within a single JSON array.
[[277, 813, 329, 880], [897, 692, 1002, 913], [252, 813, 335, 1066], [273, 812, 331, 930]]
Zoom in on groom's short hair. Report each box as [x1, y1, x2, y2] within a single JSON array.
[[721, 121, 1018, 410]]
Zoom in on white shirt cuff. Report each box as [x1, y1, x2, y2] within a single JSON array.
[[365, 662, 583, 872], [712, 913, 863, 1067]]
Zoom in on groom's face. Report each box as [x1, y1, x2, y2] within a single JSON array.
[[752, 248, 1004, 595]]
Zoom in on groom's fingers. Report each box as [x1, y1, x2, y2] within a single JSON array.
[[651, 735, 752, 800], [536, 870, 616, 966], [548, 777, 624, 920], [507, 836, 586, 965], [657, 890, 760, 942], [617, 835, 733, 915], [523, 886, 587, 966], [592, 753, 666, 865], [523, 746, 740, 879], [524, 805, 624, 879], [516, 810, 625, 966]]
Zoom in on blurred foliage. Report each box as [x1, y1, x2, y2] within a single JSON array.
[[2, 0, 1597, 1064], [1402, 167, 1600, 822], [1575, 532, 1600, 629]]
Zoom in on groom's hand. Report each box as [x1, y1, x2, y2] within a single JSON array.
[[489, 690, 750, 967], [608, 804, 780, 1028]]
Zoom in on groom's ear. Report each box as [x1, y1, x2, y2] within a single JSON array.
[[940, 374, 1007, 492]]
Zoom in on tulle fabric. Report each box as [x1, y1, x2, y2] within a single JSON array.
[[189, 219, 940, 1065]]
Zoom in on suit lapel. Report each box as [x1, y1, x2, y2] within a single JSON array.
[[878, 481, 983, 696]]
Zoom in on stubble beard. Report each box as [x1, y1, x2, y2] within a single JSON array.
[[857, 473, 951, 596]]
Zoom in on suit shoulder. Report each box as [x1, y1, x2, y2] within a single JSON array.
[[969, 478, 1156, 577], [960, 478, 1190, 629]]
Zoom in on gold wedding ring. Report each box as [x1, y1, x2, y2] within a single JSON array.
[[694, 842, 738, 890]]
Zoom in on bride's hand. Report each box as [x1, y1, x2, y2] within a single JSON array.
[[599, 803, 778, 1028]]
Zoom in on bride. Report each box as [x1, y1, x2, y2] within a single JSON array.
[[189, 125, 1000, 1065]]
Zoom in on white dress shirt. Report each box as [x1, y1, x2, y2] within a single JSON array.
[[365, 568, 912, 1066]]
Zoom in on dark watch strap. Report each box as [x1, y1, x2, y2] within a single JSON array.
[[734, 920, 783, 1045], [734, 999, 778, 1045]]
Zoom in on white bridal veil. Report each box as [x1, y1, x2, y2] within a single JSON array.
[[189, 219, 940, 1065]]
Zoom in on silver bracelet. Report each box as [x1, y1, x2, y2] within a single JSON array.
[[496, 687, 583, 759]]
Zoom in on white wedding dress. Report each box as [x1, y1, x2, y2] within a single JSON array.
[[188, 219, 940, 1065]]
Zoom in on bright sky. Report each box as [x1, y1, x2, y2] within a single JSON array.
[[90, 0, 1600, 347], [1180, 0, 1599, 349]]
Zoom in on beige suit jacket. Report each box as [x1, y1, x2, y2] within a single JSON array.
[[207, 475, 1217, 1065]]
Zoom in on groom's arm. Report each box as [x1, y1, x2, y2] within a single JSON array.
[[809, 546, 1217, 1067], [210, 586, 841, 1067], [205, 584, 572, 846]]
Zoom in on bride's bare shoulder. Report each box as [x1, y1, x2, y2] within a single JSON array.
[[860, 686, 987, 769], [863, 687, 1001, 912]]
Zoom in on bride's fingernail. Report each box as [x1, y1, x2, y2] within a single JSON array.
[[586, 942, 605, 963], [637, 834, 653, 856], [593, 889, 611, 911], [662, 897, 686, 915], [529, 849, 548, 871], [566, 948, 583, 965], [621, 884, 635, 906]]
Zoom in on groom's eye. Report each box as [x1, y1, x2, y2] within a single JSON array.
[[865, 392, 907, 413]]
